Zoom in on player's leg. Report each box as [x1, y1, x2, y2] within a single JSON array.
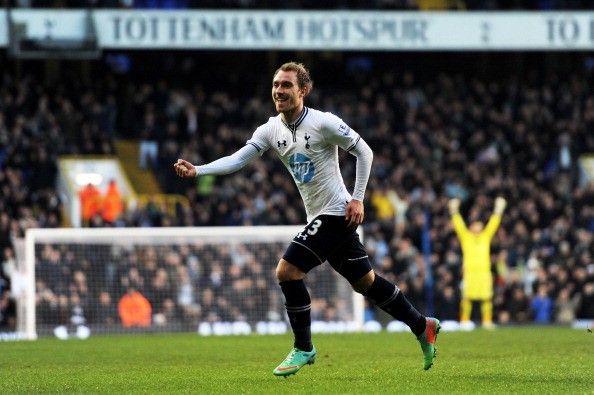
[[276, 259, 312, 352], [277, 215, 355, 353], [273, 216, 343, 376], [354, 270, 428, 335], [327, 235, 427, 335], [351, 270, 441, 370], [358, 270, 441, 370], [460, 297, 472, 324], [273, 258, 317, 377], [480, 299, 494, 329], [328, 234, 440, 370]]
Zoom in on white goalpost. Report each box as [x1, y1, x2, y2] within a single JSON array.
[[21, 226, 364, 339]]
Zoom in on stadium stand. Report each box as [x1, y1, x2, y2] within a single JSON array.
[[1, 51, 594, 332], [34, 241, 282, 331]]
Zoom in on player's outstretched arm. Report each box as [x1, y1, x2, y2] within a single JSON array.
[[484, 196, 506, 238], [173, 144, 260, 178]]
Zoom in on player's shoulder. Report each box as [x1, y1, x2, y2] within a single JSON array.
[[307, 107, 340, 121], [264, 115, 281, 127], [305, 108, 343, 129], [255, 116, 281, 133]]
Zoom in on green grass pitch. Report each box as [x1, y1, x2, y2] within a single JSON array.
[[1, 327, 592, 394]]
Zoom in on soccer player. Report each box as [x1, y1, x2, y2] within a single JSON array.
[[448, 197, 507, 329], [174, 62, 441, 375]]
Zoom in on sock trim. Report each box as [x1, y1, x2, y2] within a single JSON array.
[[285, 304, 312, 313]]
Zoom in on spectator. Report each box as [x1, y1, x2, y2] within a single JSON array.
[[94, 290, 118, 326], [138, 104, 160, 170], [554, 287, 579, 324], [102, 180, 125, 225], [149, 268, 176, 325], [577, 283, 594, 319], [79, 183, 102, 227], [530, 285, 553, 324], [435, 285, 459, 321], [0, 289, 16, 329], [506, 288, 530, 324], [118, 287, 152, 328], [370, 184, 397, 223], [0, 213, 12, 252], [2, 246, 16, 285]]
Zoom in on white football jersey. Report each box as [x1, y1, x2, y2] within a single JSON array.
[[247, 107, 361, 222]]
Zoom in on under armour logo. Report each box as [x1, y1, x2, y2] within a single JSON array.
[[277, 140, 287, 148], [297, 232, 308, 240], [304, 134, 311, 149]]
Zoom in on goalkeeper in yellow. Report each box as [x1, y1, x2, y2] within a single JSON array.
[[448, 197, 506, 329]]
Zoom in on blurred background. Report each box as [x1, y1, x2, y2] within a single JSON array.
[[0, 0, 593, 338]]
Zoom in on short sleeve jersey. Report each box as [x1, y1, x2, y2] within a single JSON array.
[[247, 107, 361, 222]]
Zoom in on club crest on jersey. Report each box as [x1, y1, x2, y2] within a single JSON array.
[[304, 134, 311, 149], [338, 124, 350, 136], [288, 153, 315, 183]]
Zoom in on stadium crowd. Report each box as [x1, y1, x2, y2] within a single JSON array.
[[1, 53, 594, 332], [34, 239, 350, 333]]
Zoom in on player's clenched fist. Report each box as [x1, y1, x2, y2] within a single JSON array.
[[174, 159, 197, 178], [448, 198, 461, 215], [494, 196, 507, 215]]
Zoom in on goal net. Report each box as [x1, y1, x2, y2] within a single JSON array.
[[22, 226, 363, 339]]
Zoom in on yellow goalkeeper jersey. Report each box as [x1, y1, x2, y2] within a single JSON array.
[[452, 213, 501, 299]]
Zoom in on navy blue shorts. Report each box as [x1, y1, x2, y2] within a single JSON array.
[[283, 215, 372, 283]]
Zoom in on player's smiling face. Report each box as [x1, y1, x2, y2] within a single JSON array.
[[272, 70, 305, 122]]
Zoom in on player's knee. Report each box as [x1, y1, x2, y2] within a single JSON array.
[[351, 270, 375, 293], [276, 258, 306, 282]]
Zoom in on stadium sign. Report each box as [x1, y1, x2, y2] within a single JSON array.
[[96, 11, 430, 49], [3, 10, 594, 50]]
